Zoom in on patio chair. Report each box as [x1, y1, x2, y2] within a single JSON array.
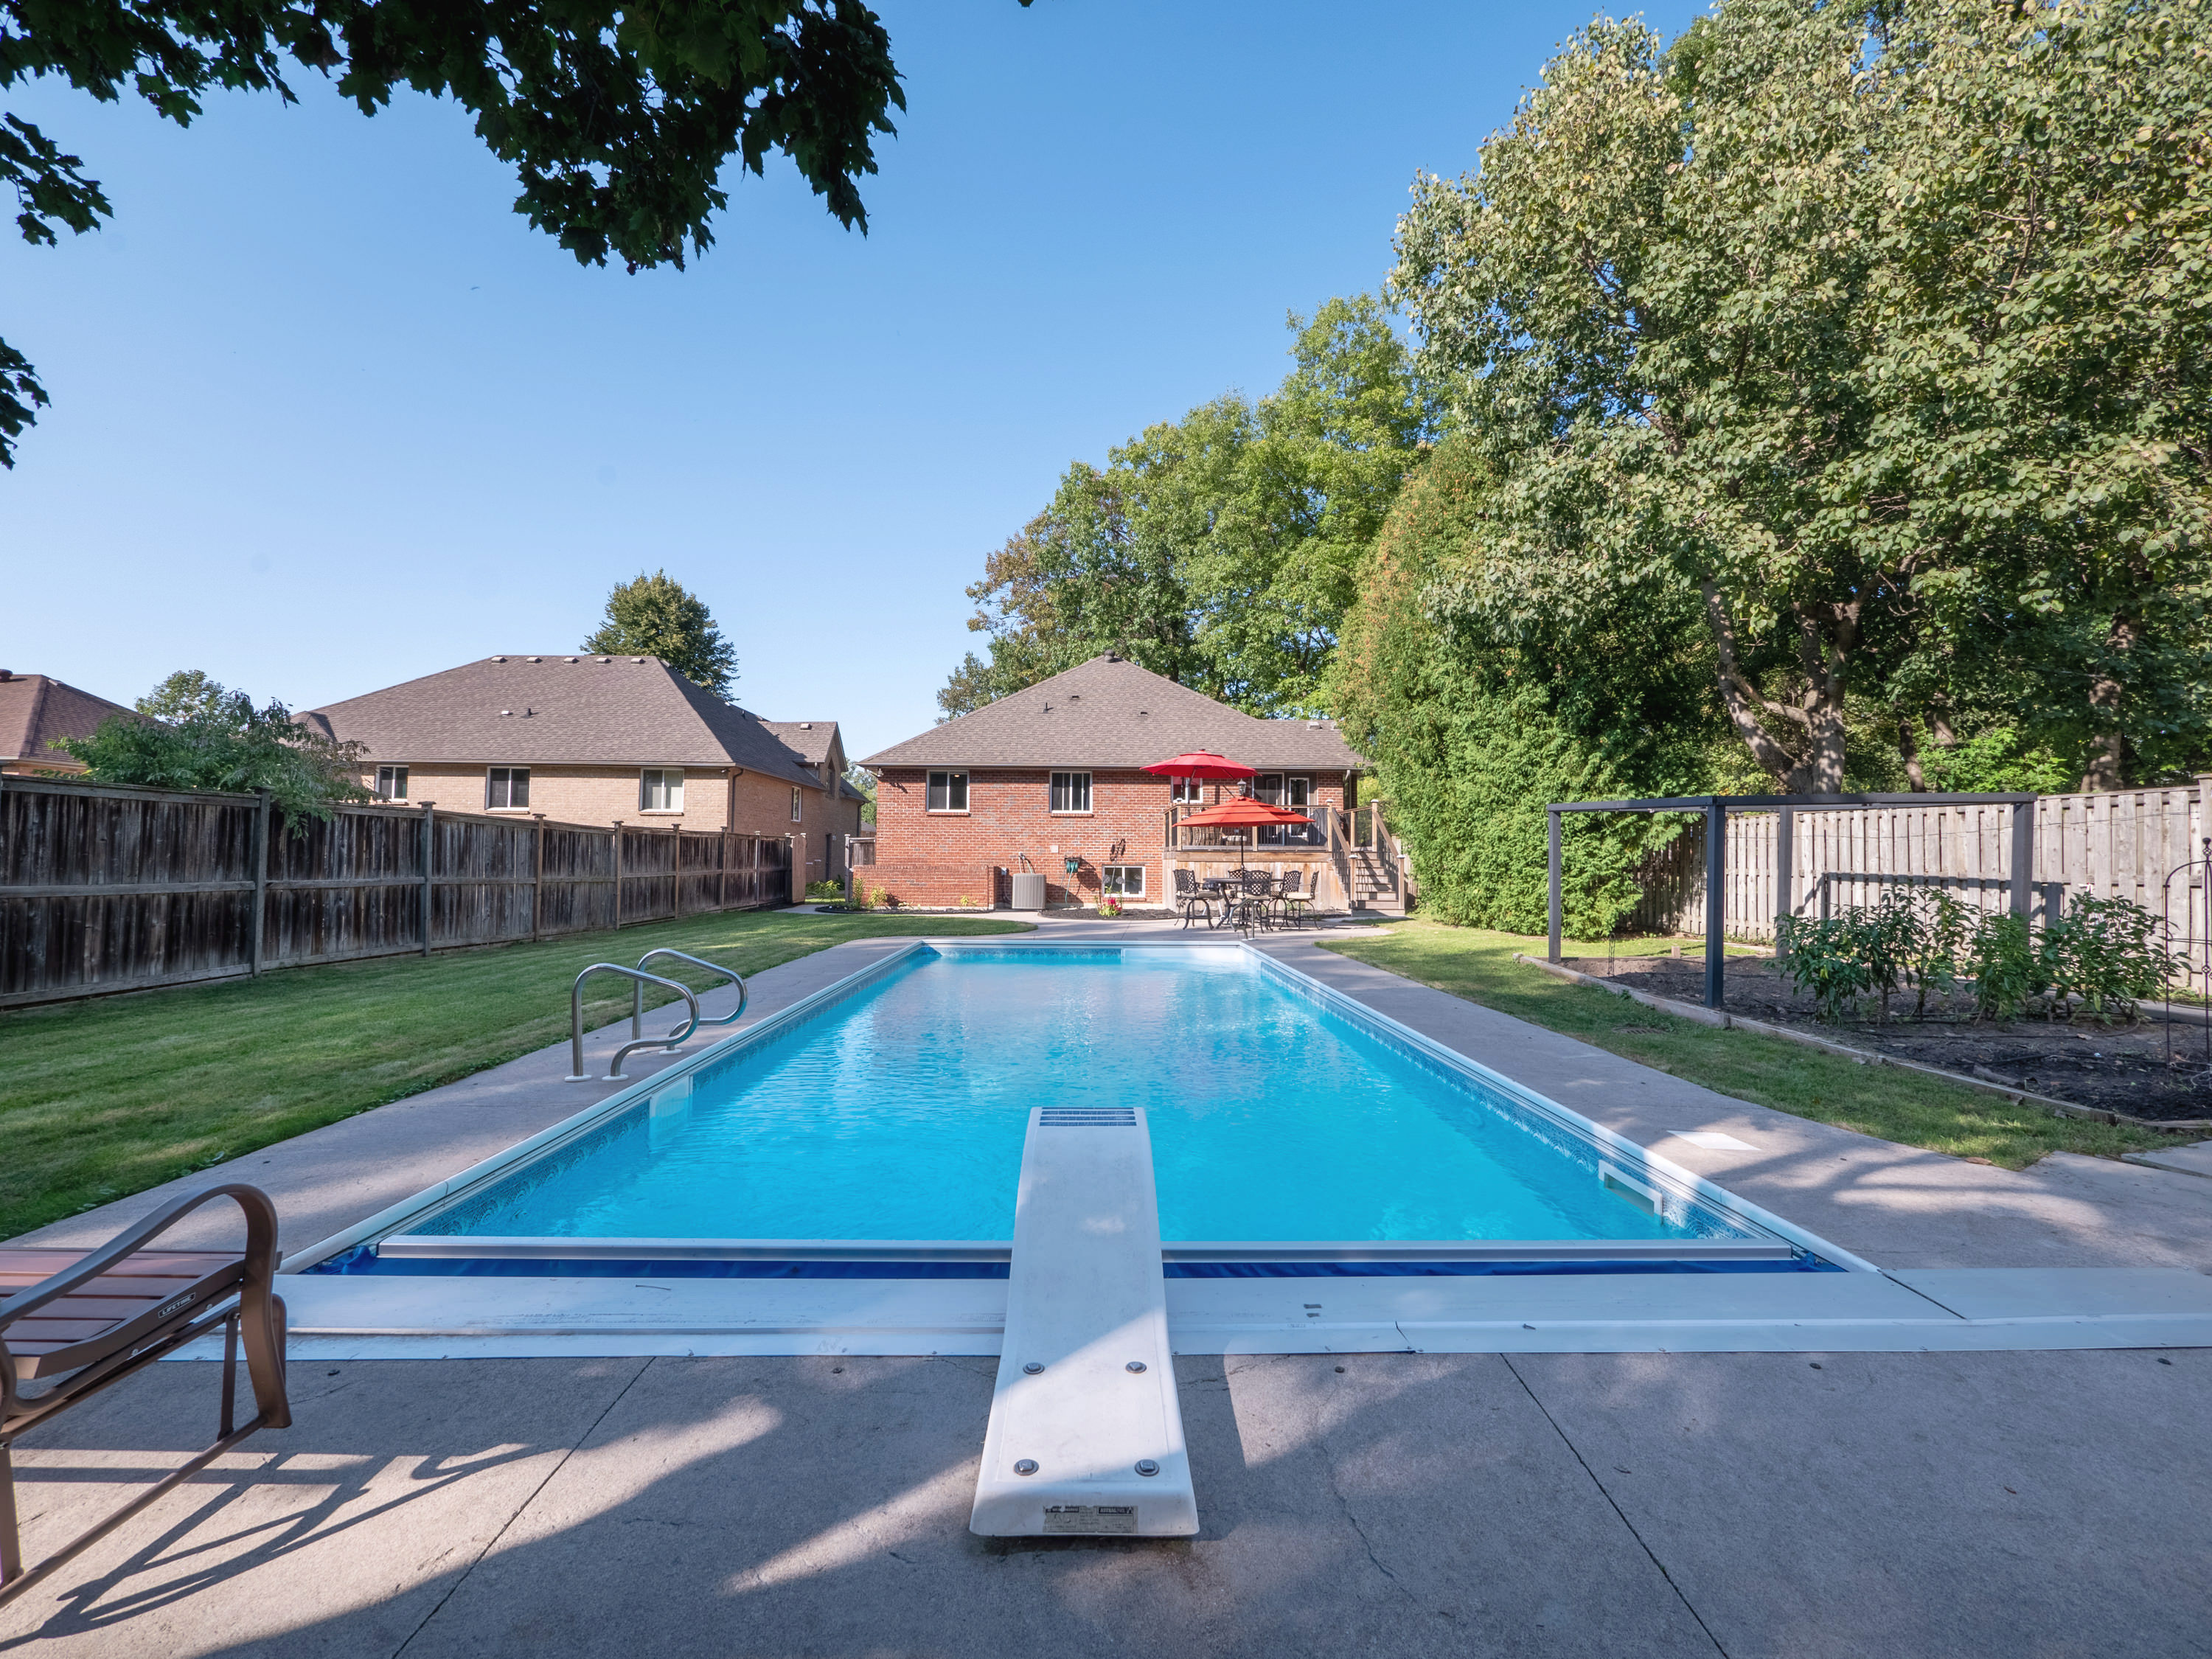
[[1, 1184, 291, 1607], [1274, 867, 1314, 928], [1172, 867, 1216, 931], [1234, 872, 1276, 934]]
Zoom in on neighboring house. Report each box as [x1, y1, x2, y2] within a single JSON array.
[[860, 652, 1367, 910], [0, 670, 135, 776], [301, 655, 865, 883]]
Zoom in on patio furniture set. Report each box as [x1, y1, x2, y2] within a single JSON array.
[[1173, 866, 1315, 933]]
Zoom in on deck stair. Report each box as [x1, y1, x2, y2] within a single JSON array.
[[970, 1106, 1197, 1538]]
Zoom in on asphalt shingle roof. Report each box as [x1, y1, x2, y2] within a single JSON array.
[[301, 656, 827, 789], [861, 654, 1364, 772], [0, 673, 136, 765]]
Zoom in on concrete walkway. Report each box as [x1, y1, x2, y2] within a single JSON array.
[[7, 920, 2211, 1655]]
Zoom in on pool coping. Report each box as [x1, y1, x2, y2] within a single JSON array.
[[285, 937, 1870, 1281]]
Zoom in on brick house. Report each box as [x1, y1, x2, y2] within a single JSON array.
[[858, 653, 1368, 910], [301, 655, 865, 884], [0, 670, 136, 776]]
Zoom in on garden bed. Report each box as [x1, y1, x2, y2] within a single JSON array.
[[1564, 953, 2212, 1122]]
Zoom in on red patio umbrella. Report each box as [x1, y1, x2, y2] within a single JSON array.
[[1173, 795, 1312, 878], [1141, 750, 1257, 781]]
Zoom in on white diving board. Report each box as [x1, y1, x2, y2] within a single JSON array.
[[970, 1106, 1197, 1538]]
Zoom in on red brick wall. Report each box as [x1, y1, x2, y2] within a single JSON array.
[[866, 766, 1350, 909]]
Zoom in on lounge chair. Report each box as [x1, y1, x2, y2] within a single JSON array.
[[1, 1184, 291, 1606]]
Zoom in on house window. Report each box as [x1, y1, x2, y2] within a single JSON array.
[[486, 767, 529, 810], [374, 765, 408, 800], [927, 771, 969, 813], [1102, 864, 1145, 898], [640, 768, 684, 813], [1169, 777, 1203, 805], [1050, 771, 1093, 814], [790, 786, 804, 823]]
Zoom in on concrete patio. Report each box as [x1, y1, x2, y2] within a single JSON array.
[[6, 919, 2210, 1655]]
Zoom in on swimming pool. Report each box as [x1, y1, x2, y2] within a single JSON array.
[[340, 942, 1819, 1265]]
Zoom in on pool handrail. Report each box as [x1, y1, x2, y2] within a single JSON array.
[[568, 964, 701, 1082], [634, 948, 747, 1028]]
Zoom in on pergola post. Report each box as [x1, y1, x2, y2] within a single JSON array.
[[2008, 799, 2034, 922], [1704, 799, 1727, 1009], [1546, 808, 1562, 963]]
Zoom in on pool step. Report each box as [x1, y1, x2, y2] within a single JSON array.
[[970, 1105, 1197, 1538]]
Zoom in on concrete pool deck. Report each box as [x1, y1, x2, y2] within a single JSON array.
[[7, 918, 2211, 1652]]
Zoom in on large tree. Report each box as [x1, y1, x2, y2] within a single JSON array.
[[1, 0, 910, 465], [1391, 0, 2211, 791], [942, 296, 1439, 719], [584, 568, 737, 694], [62, 671, 368, 819]]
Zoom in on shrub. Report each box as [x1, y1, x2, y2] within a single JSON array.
[[1775, 914, 1877, 1020], [804, 880, 843, 900], [2037, 894, 2173, 1022], [1966, 912, 2042, 1020]]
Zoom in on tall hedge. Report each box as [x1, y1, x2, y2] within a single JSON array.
[[1335, 439, 1716, 936]]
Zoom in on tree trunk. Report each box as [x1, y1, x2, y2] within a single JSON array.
[[1702, 582, 1854, 792], [1899, 716, 1927, 792], [2080, 615, 2138, 792]]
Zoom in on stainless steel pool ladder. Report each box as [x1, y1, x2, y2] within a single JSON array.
[[566, 965, 701, 1082], [633, 949, 748, 1028]]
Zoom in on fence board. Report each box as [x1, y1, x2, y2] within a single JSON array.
[[0, 776, 793, 1006], [1621, 782, 2210, 963]]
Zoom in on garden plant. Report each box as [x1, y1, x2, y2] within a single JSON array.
[[1777, 891, 2177, 1025]]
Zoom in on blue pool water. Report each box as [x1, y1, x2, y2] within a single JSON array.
[[414, 947, 1756, 1245]]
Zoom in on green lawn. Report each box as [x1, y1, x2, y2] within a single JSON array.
[[1324, 921, 2176, 1170], [0, 911, 1029, 1239]]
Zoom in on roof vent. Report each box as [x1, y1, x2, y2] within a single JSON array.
[[1102, 651, 1121, 662], [630, 656, 644, 663], [799, 721, 813, 728], [565, 656, 577, 663], [527, 655, 541, 663], [596, 657, 611, 664], [491, 655, 507, 662], [500, 709, 513, 717]]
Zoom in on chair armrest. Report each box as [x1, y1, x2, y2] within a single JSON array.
[[0, 1184, 279, 1327]]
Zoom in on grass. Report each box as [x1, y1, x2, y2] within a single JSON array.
[[0, 909, 1029, 1239], [1324, 920, 2179, 1171]]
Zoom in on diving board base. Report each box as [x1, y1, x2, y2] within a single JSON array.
[[970, 1106, 1197, 1538]]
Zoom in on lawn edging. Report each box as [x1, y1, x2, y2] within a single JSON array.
[[1513, 952, 2212, 1135]]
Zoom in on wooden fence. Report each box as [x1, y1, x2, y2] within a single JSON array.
[[1624, 780, 2212, 969], [0, 775, 793, 1008]]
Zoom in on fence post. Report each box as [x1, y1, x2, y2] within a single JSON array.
[[1775, 807, 1794, 928], [612, 821, 624, 929], [248, 790, 271, 977], [671, 824, 682, 919], [531, 814, 546, 942], [2008, 799, 2034, 922], [1546, 808, 1562, 963], [420, 799, 436, 956], [719, 827, 730, 912], [1704, 799, 1727, 1009]]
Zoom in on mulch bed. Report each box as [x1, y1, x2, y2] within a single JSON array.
[[1565, 953, 2212, 1124]]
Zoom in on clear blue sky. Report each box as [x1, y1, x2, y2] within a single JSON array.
[[2, 1, 1703, 760]]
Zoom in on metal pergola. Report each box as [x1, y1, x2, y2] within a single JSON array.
[[1546, 792, 2039, 1009]]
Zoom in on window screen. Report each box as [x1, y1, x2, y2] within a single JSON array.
[[487, 767, 529, 809], [640, 769, 684, 812], [375, 766, 408, 800]]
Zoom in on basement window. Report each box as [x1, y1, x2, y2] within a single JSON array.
[[1102, 864, 1145, 898]]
